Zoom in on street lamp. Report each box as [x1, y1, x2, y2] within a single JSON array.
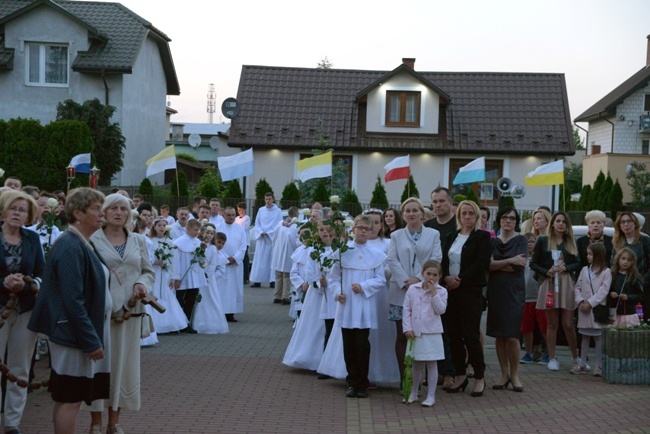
[[66, 165, 76, 193], [90, 165, 100, 189]]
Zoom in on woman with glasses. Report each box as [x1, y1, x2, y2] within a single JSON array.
[[387, 198, 442, 385], [486, 207, 528, 392], [612, 212, 650, 319]]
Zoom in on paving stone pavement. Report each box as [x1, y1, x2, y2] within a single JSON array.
[[21, 285, 650, 433]]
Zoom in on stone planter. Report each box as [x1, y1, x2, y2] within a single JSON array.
[[602, 327, 650, 384]]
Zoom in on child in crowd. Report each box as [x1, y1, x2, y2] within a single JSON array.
[[192, 224, 229, 334], [402, 260, 448, 407], [172, 219, 207, 334], [148, 218, 188, 333], [609, 247, 644, 328], [332, 214, 387, 399], [215, 232, 228, 280], [520, 233, 548, 364], [289, 225, 320, 319], [572, 243, 612, 377]]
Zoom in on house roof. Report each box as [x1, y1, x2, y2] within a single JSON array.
[[574, 65, 650, 123], [0, 0, 180, 95], [229, 65, 574, 156]]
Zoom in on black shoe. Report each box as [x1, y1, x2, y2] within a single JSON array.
[[446, 377, 468, 393], [270, 282, 275, 288], [180, 327, 197, 334], [346, 387, 358, 398], [471, 380, 485, 397], [273, 299, 282, 304], [226, 314, 238, 323], [250, 282, 261, 288], [357, 388, 369, 398], [317, 374, 330, 380], [281, 299, 291, 305]]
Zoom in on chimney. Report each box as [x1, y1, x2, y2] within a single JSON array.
[[402, 58, 415, 70], [647, 34, 650, 66]]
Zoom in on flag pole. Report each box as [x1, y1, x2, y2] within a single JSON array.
[[175, 166, 180, 197]]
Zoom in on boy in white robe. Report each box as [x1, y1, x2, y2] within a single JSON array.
[[171, 219, 208, 334], [272, 207, 300, 304], [332, 214, 387, 398], [249, 193, 283, 287], [289, 226, 320, 318]]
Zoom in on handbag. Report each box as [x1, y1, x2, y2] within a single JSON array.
[[587, 271, 609, 325], [141, 313, 155, 339]]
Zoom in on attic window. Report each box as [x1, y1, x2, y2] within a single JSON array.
[[25, 42, 68, 87], [386, 91, 420, 127]]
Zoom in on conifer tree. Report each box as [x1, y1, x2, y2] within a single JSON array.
[[400, 174, 420, 203], [370, 176, 389, 209]]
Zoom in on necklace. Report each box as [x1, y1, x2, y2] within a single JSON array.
[[68, 225, 93, 249]]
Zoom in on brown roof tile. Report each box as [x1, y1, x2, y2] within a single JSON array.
[[230, 65, 574, 155]]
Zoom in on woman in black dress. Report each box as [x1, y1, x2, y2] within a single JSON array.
[[487, 207, 527, 392]]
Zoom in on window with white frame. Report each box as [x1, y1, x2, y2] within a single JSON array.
[[26, 43, 68, 86]]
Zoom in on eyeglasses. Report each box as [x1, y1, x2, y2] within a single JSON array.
[[355, 226, 372, 232], [620, 219, 634, 225], [501, 216, 517, 222]]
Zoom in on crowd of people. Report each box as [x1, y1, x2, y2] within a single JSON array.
[[0, 175, 249, 433], [1, 173, 648, 431], [278, 187, 649, 407]]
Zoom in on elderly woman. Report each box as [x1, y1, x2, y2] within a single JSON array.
[[612, 212, 650, 319], [387, 198, 442, 385], [577, 210, 613, 269], [28, 188, 107, 434], [0, 190, 44, 433], [442, 200, 491, 397], [531, 211, 580, 372], [88, 193, 155, 434], [487, 207, 528, 392]]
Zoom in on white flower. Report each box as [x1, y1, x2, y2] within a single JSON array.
[[329, 195, 340, 205], [0, 168, 5, 178], [164, 225, 172, 233], [291, 217, 298, 224], [131, 210, 139, 219], [344, 219, 353, 228], [201, 219, 209, 226], [301, 208, 311, 216], [46, 197, 59, 209]]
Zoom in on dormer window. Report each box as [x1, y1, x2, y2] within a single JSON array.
[[386, 91, 420, 127], [25, 42, 68, 87]]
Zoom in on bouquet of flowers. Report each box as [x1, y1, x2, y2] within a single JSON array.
[[154, 237, 176, 270]]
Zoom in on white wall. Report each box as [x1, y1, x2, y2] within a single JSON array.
[[588, 118, 614, 153], [614, 88, 650, 154], [117, 35, 167, 186], [366, 72, 440, 134]]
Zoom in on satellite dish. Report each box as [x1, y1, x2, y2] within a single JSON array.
[[188, 133, 201, 148], [221, 97, 240, 119], [209, 136, 219, 151]]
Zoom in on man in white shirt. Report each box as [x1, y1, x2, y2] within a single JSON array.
[[216, 207, 248, 322], [235, 201, 251, 283], [170, 207, 190, 240], [249, 193, 283, 288], [209, 198, 225, 227]]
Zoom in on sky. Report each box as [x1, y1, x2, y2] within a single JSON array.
[[106, 0, 650, 130]]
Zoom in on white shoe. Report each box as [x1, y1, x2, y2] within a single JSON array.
[[547, 358, 560, 371], [421, 397, 435, 407], [402, 395, 418, 404], [575, 357, 592, 372]]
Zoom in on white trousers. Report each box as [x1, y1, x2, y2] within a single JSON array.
[[0, 310, 38, 427]]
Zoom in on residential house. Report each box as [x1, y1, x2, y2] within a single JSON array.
[[0, 0, 180, 186], [574, 35, 650, 203], [229, 58, 574, 210]]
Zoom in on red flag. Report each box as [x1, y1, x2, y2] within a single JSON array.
[[384, 155, 410, 182]]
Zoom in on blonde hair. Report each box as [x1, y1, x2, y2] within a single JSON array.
[[400, 197, 426, 217], [353, 214, 374, 230], [102, 193, 132, 230], [532, 209, 551, 237], [0, 190, 38, 226], [455, 200, 482, 231]]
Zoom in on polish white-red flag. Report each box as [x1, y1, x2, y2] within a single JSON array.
[[384, 155, 410, 183]]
